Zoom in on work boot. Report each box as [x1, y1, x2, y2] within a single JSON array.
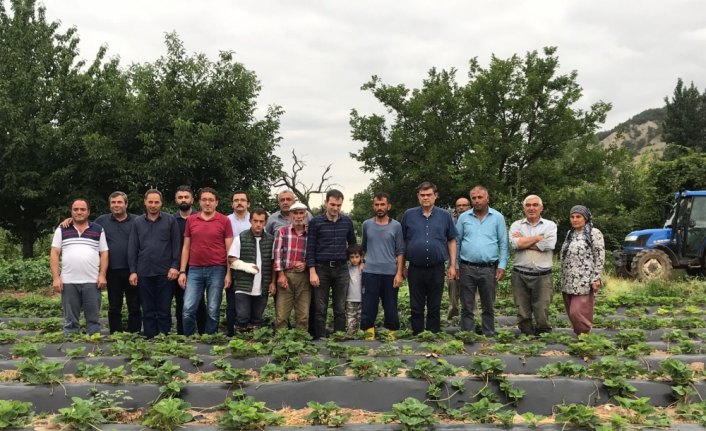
[[364, 327, 375, 341]]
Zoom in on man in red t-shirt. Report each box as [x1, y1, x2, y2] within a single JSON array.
[[178, 187, 233, 335]]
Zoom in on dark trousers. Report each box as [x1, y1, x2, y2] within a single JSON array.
[[360, 273, 399, 330], [407, 264, 445, 334], [224, 282, 237, 336], [459, 264, 497, 336], [106, 268, 141, 334], [172, 281, 206, 335], [234, 291, 269, 329], [138, 275, 173, 339], [312, 264, 349, 339]]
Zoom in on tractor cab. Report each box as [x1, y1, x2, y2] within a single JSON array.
[[613, 190, 706, 280]]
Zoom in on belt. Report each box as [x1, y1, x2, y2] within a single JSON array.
[[460, 259, 498, 268], [317, 260, 347, 267], [514, 268, 552, 277]]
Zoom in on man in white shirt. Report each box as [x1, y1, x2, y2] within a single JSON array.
[[227, 208, 275, 331], [50, 198, 109, 335]]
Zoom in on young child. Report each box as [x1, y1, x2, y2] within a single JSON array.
[[345, 244, 363, 336]]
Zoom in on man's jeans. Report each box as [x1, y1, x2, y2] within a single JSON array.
[[234, 292, 269, 329], [407, 264, 445, 334], [360, 273, 399, 331], [62, 283, 102, 335], [312, 264, 349, 339], [511, 271, 553, 335], [138, 275, 173, 339], [182, 265, 226, 336], [172, 280, 207, 335], [106, 268, 141, 333], [459, 264, 497, 336]]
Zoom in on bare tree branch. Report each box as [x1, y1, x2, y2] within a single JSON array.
[[273, 150, 338, 211]]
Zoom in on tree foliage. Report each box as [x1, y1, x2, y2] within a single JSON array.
[[0, 0, 282, 257], [350, 47, 613, 220], [663, 78, 706, 156]]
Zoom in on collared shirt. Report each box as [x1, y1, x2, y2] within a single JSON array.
[[509, 217, 557, 271], [51, 223, 108, 283], [128, 212, 181, 277], [265, 210, 313, 235], [173, 210, 196, 253], [305, 213, 357, 266], [94, 213, 137, 269], [361, 218, 404, 275], [401, 206, 457, 267], [273, 224, 308, 272], [456, 207, 509, 270], [228, 212, 251, 237], [184, 212, 233, 267]]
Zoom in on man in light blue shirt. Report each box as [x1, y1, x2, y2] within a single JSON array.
[[456, 186, 509, 336]]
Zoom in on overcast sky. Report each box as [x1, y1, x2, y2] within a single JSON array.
[[44, 0, 706, 209]]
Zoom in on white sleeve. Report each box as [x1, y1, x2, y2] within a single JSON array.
[[228, 236, 241, 258], [99, 231, 109, 252], [51, 228, 62, 249]]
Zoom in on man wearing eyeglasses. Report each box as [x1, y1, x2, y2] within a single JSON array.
[[178, 187, 234, 336]]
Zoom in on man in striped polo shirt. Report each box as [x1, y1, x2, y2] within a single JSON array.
[[50, 198, 109, 335]]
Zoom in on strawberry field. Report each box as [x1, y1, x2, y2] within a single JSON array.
[[1, 276, 706, 430]]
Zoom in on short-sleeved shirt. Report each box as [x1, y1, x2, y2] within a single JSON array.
[[184, 212, 233, 267], [228, 212, 251, 237], [456, 208, 509, 270], [51, 223, 109, 283], [401, 207, 457, 267], [361, 218, 404, 275], [94, 213, 137, 269]]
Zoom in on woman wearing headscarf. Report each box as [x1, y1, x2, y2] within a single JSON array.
[[560, 205, 605, 334]]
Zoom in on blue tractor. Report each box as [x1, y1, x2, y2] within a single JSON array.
[[613, 190, 706, 280]]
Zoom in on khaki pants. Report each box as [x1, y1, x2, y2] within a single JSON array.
[[275, 271, 311, 331]]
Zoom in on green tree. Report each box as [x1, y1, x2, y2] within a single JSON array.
[[350, 47, 612, 218], [0, 0, 114, 258], [121, 33, 284, 212], [663, 78, 706, 156]]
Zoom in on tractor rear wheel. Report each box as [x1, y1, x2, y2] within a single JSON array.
[[631, 249, 673, 281]]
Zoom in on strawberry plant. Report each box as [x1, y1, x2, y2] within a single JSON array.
[[555, 404, 601, 430], [259, 363, 286, 381], [614, 396, 671, 427], [75, 362, 125, 384], [305, 401, 351, 427], [54, 397, 108, 430], [10, 341, 44, 358], [349, 357, 382, 381], [17, 357, 63, 385], [219, 396, 283, 430], [142, 398, 193, 431], [537, 360, 587, 378], [567, 333, 615, 357], [382, 397, 437, 431], [0, 400, 33, 429]]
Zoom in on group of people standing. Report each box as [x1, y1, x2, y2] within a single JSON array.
[[49, 181, 605, 339]]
